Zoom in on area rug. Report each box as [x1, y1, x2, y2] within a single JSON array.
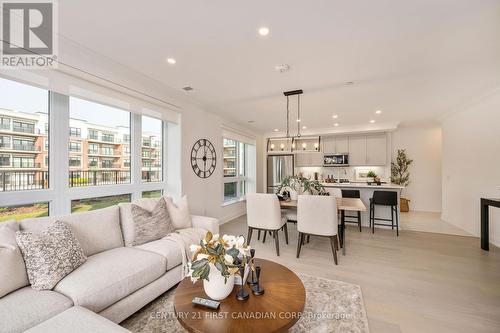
[[121, 273, 369, 333]]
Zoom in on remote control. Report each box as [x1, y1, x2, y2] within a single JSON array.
[[192, 297, 220, 310]]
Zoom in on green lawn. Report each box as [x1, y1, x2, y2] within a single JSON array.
[[71, 194, 131, 213], [0, 203, 49, 222]]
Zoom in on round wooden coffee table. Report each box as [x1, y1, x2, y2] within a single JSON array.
[[174, 259, 306, 333]]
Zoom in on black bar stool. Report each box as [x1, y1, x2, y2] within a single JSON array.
[[341, 189, 362, 232], [369, 191, 399, 236]]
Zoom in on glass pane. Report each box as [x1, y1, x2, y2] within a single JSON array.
[[142, 190, 162, 198], [0, 202, 49, 222], [224, 182, 238, 201], [71, 194, 131, 213], [0, 78, 49, 192], [223, 138, 236, 177], [238, 142, 245, 177], [69, 97, 131, 187], [142, 116, 162, 182]]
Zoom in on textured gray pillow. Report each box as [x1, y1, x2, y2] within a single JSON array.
[[131, 197, 174, 246], [16, 220, 87, 290]]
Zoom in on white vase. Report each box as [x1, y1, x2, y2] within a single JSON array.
[[289, 189, 298, 201], [203, 263, 235, 300]]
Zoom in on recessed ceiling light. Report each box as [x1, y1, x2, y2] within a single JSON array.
[[248, 120, 254, 123], [182, 86, 193, 91], [167, 58, 176, 64], [273, 128, 279, 132], [369, 120, 376, 123], [296, 119, 301, 122], [332, 114, 338, 119], [302, 126, 307, 129], [375, 110, 382, 114], [258, 27, 270, 36], [334, 123, 339, 127]]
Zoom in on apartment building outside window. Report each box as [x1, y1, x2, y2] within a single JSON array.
[[102, 133, 114, 143], [88, 129, 98, 140], [0, 78, 49, 194], [223, 138, 255, 203], [141, 116, 163, 183]]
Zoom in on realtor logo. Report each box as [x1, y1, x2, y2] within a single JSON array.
[[1, 0, 58, 68]]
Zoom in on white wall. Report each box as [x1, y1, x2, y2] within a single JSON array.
[[391, 124, 442, 212], [180, 104, 261, 223], [441, 91, 500, 247]]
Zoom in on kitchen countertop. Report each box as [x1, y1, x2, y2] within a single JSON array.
[[321, 182, 404, 189]]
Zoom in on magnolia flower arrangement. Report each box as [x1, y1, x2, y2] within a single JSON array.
[[188, 231, 251, 284]]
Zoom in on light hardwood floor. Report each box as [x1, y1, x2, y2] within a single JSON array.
[[220, 215, 500, 333]]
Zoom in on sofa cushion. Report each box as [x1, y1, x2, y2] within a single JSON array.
[[130, 198, 174, 246], [19, 206, 124, 256], [54, 247, 166, 313], [0, 286, 73, 333], [16, 221, 87, 290], [165, 195, 192, 230], [24, 306, 131, 333], [119, 198, 171, 246], [134, 238, 182, 270], [0, 220, 29, 297]]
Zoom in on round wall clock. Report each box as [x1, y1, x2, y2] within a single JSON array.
[[191, 138, 217, 178]]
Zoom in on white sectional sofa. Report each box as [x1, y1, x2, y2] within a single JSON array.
[[0, 198, 219, 333]]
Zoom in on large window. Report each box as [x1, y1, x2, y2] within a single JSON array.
[[223, 138, 253, 203], [0, 77, 49, 192], [69, 97, 131, 187], [0, 77, 176, 223], [141, 115, 163, 183]]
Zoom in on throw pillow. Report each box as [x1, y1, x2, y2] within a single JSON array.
[[131, 197, 174, 246], [165, 195, 192, 230], [0, 220, 29, 297], [16, 220, 87, 291]]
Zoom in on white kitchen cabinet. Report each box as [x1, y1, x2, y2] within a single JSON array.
[[348, 136, 367, 166], [310, 152, 323, 166], [335, 136, 349, 153], [295, 152, 323, 167], [295, 153, 309, 167], [321, 136, 336, 153], [366, 134, 387, 165]]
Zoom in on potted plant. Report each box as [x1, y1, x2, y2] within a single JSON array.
[[391, 149, 413, 212], [366, 171, 381, 185], [188, 232, 252, 300], [276, 176, 329, 198]]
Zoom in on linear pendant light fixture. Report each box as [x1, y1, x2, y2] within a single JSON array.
[[283, 89, 303, 138]]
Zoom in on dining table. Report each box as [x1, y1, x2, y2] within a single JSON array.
[[280, 197, 367, 255]]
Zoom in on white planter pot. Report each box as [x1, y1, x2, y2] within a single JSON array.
[[203, 263, 235, 300], [289, 189, 298, 201]]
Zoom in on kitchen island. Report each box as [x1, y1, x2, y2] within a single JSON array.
[[322, 182, 404, 228]]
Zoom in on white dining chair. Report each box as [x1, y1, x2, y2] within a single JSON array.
[[296, 195, 340, 264], [246, 193, 288, 256]]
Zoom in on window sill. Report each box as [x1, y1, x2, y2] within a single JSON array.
[[221, 197, 246, 207]]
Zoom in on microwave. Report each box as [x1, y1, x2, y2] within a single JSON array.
[[323, 154, 349, 167]]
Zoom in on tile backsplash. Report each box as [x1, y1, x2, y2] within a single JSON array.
[[295, 166, 390, 182]]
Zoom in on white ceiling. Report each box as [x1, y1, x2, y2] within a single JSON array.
[[59, 0, 500, 133]]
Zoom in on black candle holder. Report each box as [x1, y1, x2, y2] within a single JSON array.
[[236, 265, 249, 301], [247, 249, 258, 286], [252, 266, 265, 296]]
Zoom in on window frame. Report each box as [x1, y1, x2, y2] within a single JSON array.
[[0, 78, 175, 220], [222, 137, 248, 205]]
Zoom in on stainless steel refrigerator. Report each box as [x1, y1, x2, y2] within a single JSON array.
[[267, 155, 294, 193]]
